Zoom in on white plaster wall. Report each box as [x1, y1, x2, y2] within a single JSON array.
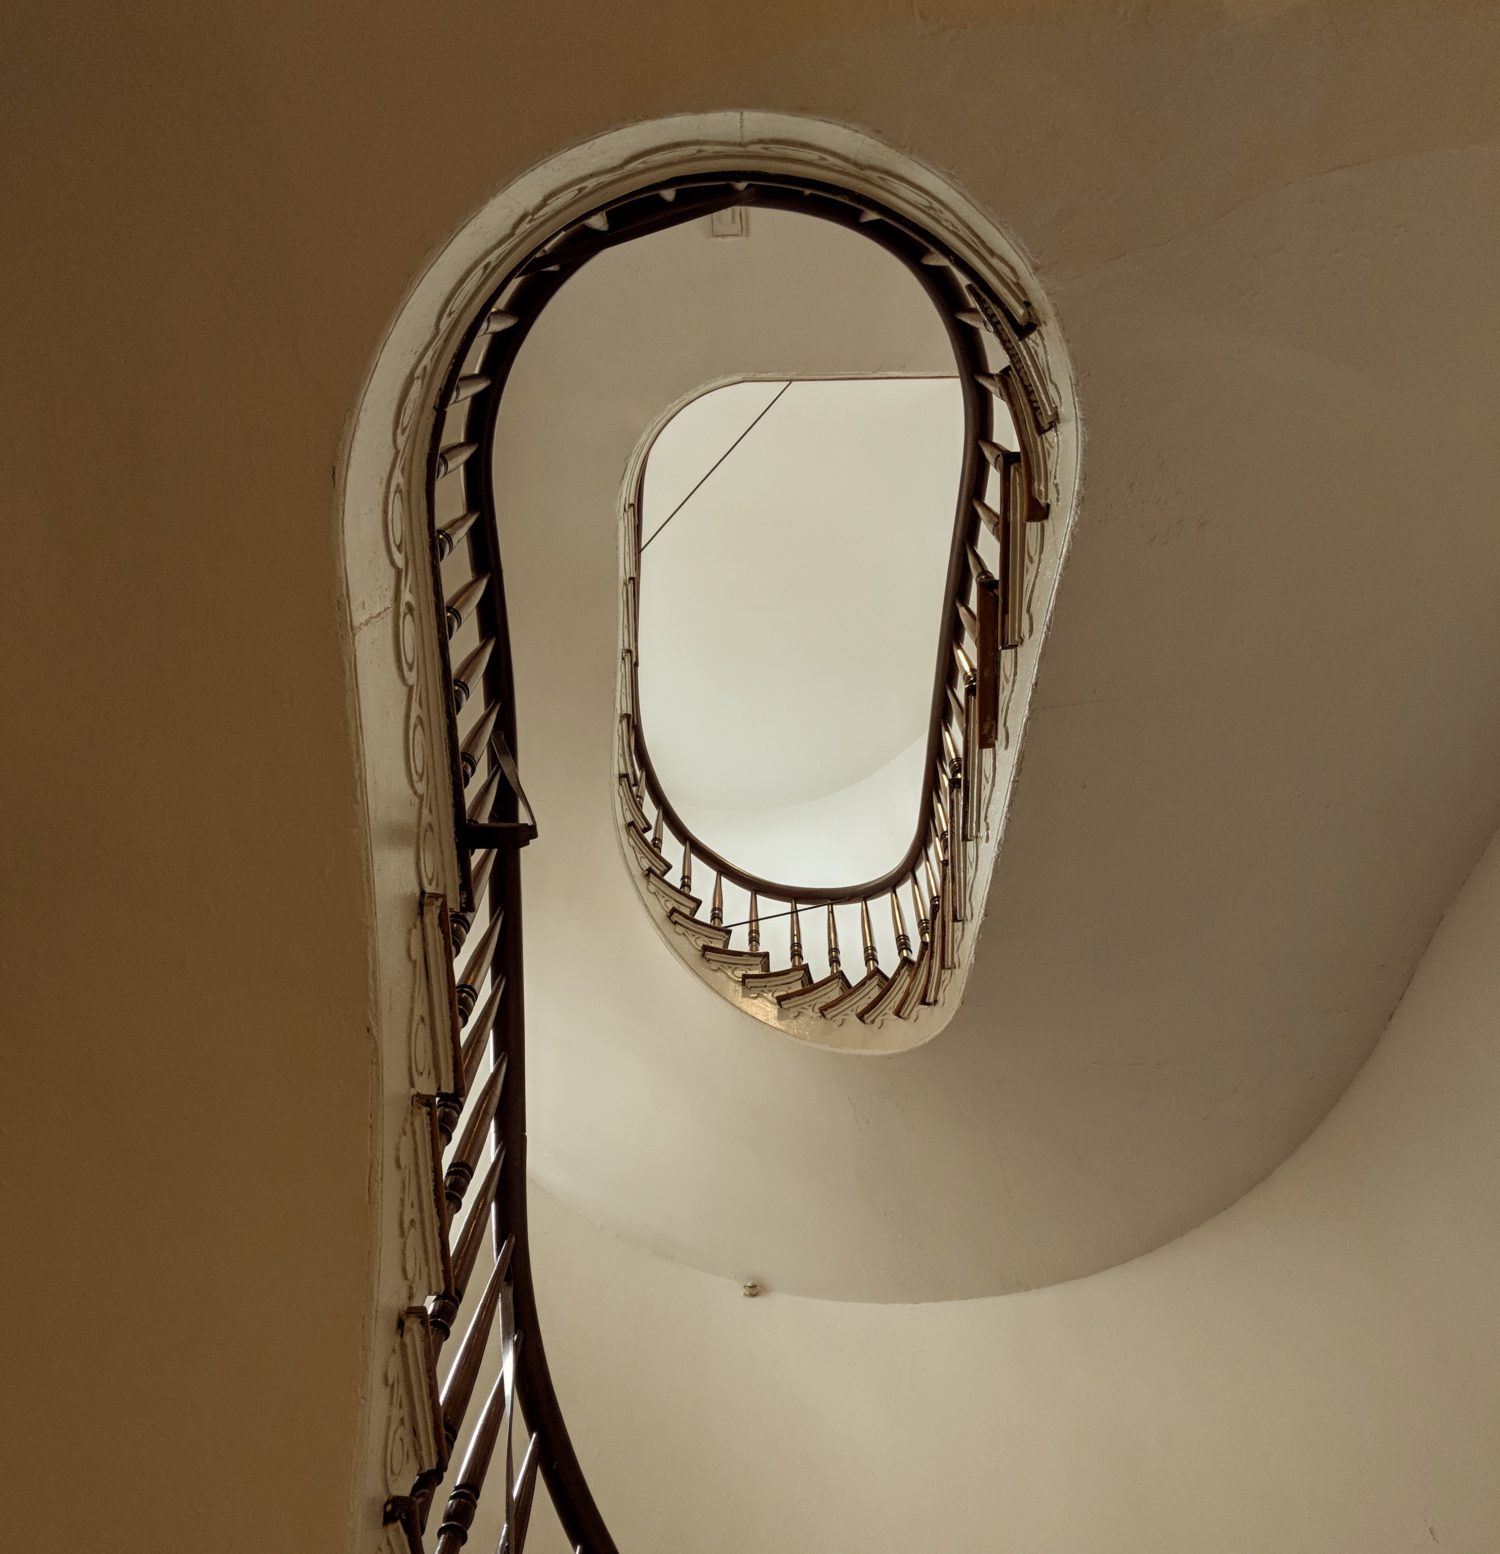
[[529, 823, 1500, 1553]]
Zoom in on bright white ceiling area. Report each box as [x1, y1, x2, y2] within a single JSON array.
[[636, 374, 964, 885]]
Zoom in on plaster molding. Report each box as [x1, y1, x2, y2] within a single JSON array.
[[340, 110, 1082, 1544]]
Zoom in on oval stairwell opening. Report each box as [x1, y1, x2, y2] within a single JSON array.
[[636, 373, 967, 889]]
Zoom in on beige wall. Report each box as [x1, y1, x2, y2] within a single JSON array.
[[3, 1, 1498, 1548], [532, 821, 1500, 1553]]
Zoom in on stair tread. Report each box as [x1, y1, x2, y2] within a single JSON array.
[[669, 908, 731, 951], [822, 968, 890, 1020], [702, 945, 771, 976], [742, 964, 812, 997], [776, 970, 852, 1014], [642, 870, 701, 917], [858, 959, 918, 1024], [623, 821, 670, 878]]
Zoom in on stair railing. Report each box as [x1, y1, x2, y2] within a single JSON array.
[[611, 177, 1058, 1032], [379, 166, 1059, 1552]]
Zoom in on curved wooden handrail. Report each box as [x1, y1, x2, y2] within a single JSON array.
[[382, 164, 1060, 1552]]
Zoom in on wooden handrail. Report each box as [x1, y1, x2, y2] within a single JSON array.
[[382, 164, 1057, 1553]]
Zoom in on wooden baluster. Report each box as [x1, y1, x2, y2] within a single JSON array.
[[679, 840, 692, 896], [922, 849, 945, 1002], [978, 437, 1012, 471], [622, 577, 638, 651], [748, 892, 761, 953], [467, 761, 503, 827], [461, 704, 500, 784], [436, 441, 479, 478], [710, 874, 724, 928], [434, 1330, 522, 1554], [446, 574, 489, 638], [438, 971, 505, 1140], [650, 805, 664, 855], [436, 508, 481, 559], [911, 873, 931, 948], [431, 1153, 506, 1340], [451, 638, 495, 713], [825, 904, 841, 976], [450, 849, 496, 953], [455, 910, 505, 1020], [891, 889, 911, 959], [953, 640, 975, 689], [972, 495, 1003, 541], [860, 899, 879, 973], [975, 567, 1000, 751], [961, 677, 981, 839], [445, 374, 492, 408], [445, 1056, 508, 1216], [438, 1236, 515, 1449], [788, 902, 803, 967], [1004, 456, 1026, 649], [510, 1432, 542, 1552], [457, 976, 506, 1095], [945, 766, 968, 910]]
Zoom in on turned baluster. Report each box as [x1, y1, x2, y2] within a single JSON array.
[[932, 787, 950, 864], [436, 441, 479, 479], [911, 873, 931, 947], [460, 704, 500, 784], [891, 889, 912, 959], [1004, 456, 1027, 649], [953, 640, 975, 690], [438, 1237, 514, 1449], [748, 892, 761, 953], [978, 437, 1013, 473], [450, 637, 497, 714], [437, 971, 505, 1141], [455, 910, 505, 1021], [972, 495, 1004, 541], [445, 574, 489, 639], [449, 849, 496, 953], [859, 899, 879, 973], [430, 1151, 506, 1340], [436, 508, 481, 560], [434, 1331, 523, 1554], [825, 904, 841, 976], [457, 976, 506, 1094], [445, 1056, 508, 1216], [789, 902, 804, 967], [466, 761, 503, 827], [510, 1431, 542, 1552], [445, 374, 492, 408], [680, 841, 692, 896], [710, 874, 723, 928], [650, 805, 664, 855]]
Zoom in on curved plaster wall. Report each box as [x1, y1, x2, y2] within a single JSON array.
[[527, 823, 1500, 1553], [491, 110, 1500, 1303], [8, 7, 1500, 1549]]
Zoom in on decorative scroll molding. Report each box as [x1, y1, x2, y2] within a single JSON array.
[[416, 893, 462, 1095], [341, 110, 1082, 1551], [396, 1099, 447, 1304]]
